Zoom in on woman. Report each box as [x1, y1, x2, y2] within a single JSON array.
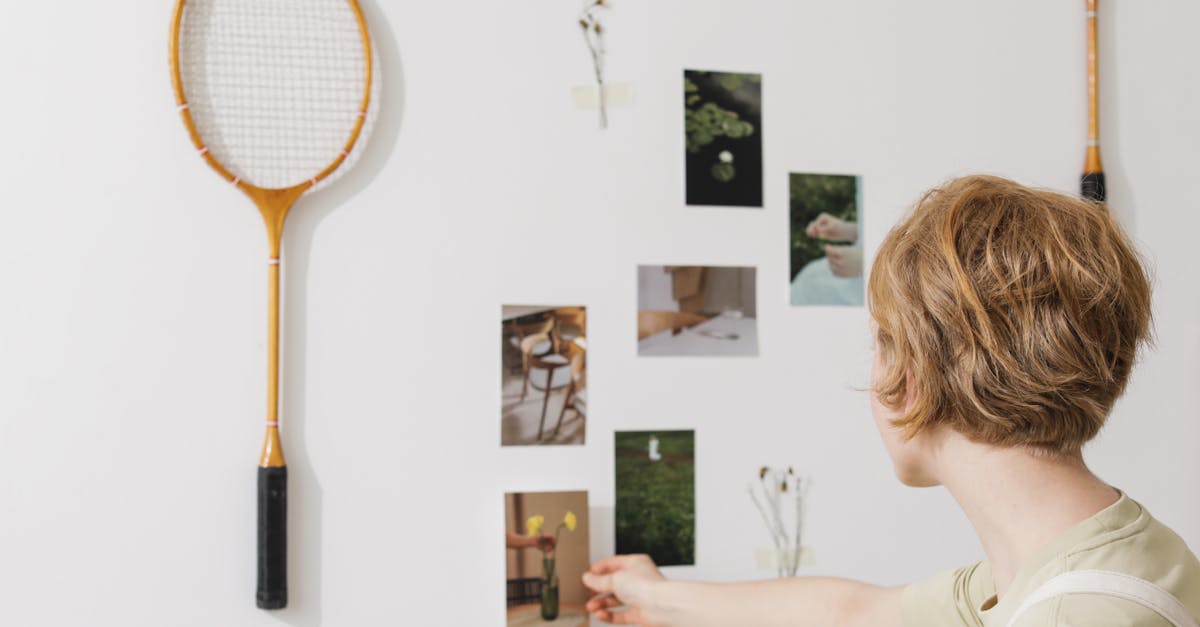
[[582, 176, 1200, 626]]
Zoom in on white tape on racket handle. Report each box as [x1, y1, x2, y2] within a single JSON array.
[[268, 257, 280, 266]]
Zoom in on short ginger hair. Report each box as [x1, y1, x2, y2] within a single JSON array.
[[868, 175, 1152, 454]]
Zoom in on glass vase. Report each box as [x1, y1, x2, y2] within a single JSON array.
[[540, 557, 559, 621]]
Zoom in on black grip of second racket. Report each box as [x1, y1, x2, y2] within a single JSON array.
[[257, 466, 287, 609], [1081, 172, 1106, 203]]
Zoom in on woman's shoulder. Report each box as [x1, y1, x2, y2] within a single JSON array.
[[1033, 499, 1200, 625], [1057, 499, 1200, 597], [901, 494, 1200, 627], [996, 493, 1200, 626]]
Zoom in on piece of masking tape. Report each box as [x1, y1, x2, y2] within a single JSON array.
[[754, 546, 815, 571], [572, 82, 635, 110]]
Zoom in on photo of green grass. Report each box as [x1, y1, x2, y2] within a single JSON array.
[[614, 430, 695, 566]]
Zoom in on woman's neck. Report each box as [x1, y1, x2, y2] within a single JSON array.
[[933, 434, 1119, 600]]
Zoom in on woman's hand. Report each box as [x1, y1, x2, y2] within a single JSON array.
[[582, 554, 668, 625], [806, 213, 858, 243], [825, 244, 863, 278], [505, 531, 555, 551]]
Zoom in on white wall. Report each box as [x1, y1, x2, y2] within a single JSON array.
[[1, 1, 1197, 625]]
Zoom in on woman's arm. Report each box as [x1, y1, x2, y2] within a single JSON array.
[[505, 531, 557, 551], [653, 577, 903, 627], [583, 555, 904, 627]]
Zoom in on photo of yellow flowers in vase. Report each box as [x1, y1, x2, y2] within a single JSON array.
[[505, 491, 590, 626]]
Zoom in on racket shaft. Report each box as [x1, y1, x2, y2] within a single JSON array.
[[1083, 0, 1105, 201], [258, 243, 287, 608]]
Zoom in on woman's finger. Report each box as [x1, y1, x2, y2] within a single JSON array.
[[593, 607, 646, 626], [586, 594, 623, 612], [589, 555, 635, 574], [582, 571, 613, 594]]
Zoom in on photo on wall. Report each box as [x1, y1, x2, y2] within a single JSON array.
[[505, 490, 590, 626], [789, 173, 864, 306], [615, 430, 695, 566], [501, 305, 587, 447], [637, 265, 758, 357], [684, 69, 763, 208]]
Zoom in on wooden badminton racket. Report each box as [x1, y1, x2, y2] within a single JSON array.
[[1082, 0, 1105, 202], [169, 0, 374, 609]]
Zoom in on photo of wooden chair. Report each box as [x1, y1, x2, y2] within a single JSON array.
[[502, 306, 588, 446]]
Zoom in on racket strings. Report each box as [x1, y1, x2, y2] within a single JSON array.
[[179, 0, 368, 190]]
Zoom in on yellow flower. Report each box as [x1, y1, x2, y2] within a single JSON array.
[[526, 515, 545, 537], [563, 511, 578, 532]]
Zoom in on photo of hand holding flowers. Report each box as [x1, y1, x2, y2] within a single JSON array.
[[506, 491, 590, 626], [789, 173, 864, 306]]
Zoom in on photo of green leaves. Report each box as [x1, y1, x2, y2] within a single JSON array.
[[684, 70, 763, 207]]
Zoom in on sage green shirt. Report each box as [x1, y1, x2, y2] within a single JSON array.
[[902, 491, 1200, 626]]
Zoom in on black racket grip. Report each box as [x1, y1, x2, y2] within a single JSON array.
[[257, 466, 287, 609], [1081, 172, 1106, 203]]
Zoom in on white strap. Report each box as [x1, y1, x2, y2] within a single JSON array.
[[1005, 570, 1198, 627]]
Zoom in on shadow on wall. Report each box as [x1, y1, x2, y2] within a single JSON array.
[[272, 1, 405, 624], [1097, 0, 1136, 238]]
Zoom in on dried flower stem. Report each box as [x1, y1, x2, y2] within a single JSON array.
[[579, 0, 608, 128], [748, 467, 810, 577]]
